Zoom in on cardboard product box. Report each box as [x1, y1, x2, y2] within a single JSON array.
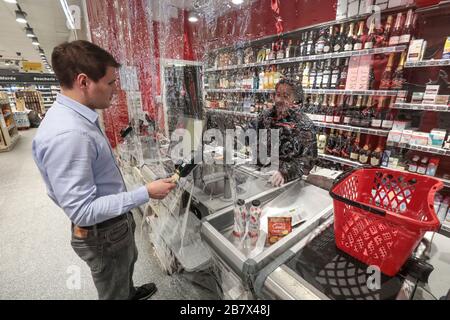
[[443, 37, 450, 59], [345, 56, 361, 90], [407, 39, 426, 62], [336, 0, 348, 20], [411, 92, 424, 104], [410, 131, 430, 146], [355, 56, 373, 90], [425, 85, 441, 95], [388, 0, 402, 7], [387, 130, 402, 143], [392, 120, 412, 131], [435, 95, 450, 105], [347, 0, 360, 17], [429, 129, 447, 147], [359, 0, 373, 15], [400, 130, 413, 144], [375, 0, 389, 10]]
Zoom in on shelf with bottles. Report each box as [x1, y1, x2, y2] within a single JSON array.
[[206, 88, 275, 94], [404, 59, 450, 68], [205, 108, 258, 118], [392, 102, 450, 112], [314, 122, 391, 137], [205, 45, 408, 72], [387, 141, 450, 156], [317, 153, 362, 168], [303, 88, 404, 96]]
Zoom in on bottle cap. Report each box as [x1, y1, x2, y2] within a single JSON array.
[[237, 199, 245, 206], [252, 200, 261, 207]]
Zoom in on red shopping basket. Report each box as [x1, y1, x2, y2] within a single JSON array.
[[329, 167, 443, 276]]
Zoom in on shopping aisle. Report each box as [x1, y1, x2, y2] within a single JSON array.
[[0, 129, 216, 300]]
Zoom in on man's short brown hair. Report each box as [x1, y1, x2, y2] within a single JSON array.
[[51, 40, 120, 89]]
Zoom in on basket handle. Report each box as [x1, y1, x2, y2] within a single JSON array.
[[329, 166, 386, 217]]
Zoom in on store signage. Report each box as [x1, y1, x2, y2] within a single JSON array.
[[0, 73, 58, 84], [20, 61, 43, 73]]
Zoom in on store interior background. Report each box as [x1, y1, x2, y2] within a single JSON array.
[[1, 0, 450, 300]]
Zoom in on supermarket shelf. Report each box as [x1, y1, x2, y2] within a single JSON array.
[[7, 124, 15, 131], [0, 133, 20, 153], [405, 59, 450, 68], [318, 153, 361, 168], [206, 108, 258, 118], [205, 46, 407, 72], [206, 88, 275, 94], [313, 121, 391, 136], [393, 103, 450, 112], [304, 89, 404, 96], [387, 141, 450, 156], [380, 165, 450, 188]]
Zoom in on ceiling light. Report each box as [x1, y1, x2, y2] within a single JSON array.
[[60, 0, 75, 30], [188, 12, 199, 23], [231, 0, 244, 4], [4, 0, 18, 4], [32, 37, 40, 46], [5, 60, 11, 66], [25, 27, 35, 38], [15, 10, 27, 24]]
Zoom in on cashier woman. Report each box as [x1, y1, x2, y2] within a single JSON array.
[[255, 77, 317, 187]]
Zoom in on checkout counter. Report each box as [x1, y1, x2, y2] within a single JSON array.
[[118, 131, 450, 300]]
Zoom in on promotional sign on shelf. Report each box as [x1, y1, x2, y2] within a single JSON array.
[[20, 61, 43, 73]]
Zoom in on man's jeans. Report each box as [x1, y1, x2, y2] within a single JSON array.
[[70, 212, 138, 300]]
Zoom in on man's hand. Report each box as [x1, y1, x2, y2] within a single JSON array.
[[269, 171, 285, 187], [146, 178, 177, 199]]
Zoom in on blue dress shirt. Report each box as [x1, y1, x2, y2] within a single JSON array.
[[32, 94, 149, 227]]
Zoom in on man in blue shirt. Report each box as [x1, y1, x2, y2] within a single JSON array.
[[32, 40, 176, 300]]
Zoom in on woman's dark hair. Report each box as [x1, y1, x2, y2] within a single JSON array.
[[275, 77, 304, 104], [51, 40, 120, 89]]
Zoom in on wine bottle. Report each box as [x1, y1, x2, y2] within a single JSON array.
[[330, 58, 341, 89], [316, 28, 326, 55], [370, 138, 384, 166], [353, 21, 365, 51], [172, 157, 199, 182], [370, 98, 383, 128], [322, 59, 332, 89], [309, 62, 317, 89], [276, 40, 285, 60], [343, 95, 352, 125], [334, 95, 344, 124], [344, 22, 356, 51], [388, 13, 404, 46], [315, 61, 324, 89], [381, 99, 395, 130], [323, 25, 334, 54], [350, 132, 361, 161], [317, 95, 326, 122], [351, 95, 363, 127], [325, 129, 337, 155], [317, 127, 327, 155], [391, 51, 407, 90], [332, 130, 345, 157], [302, 62, 311, 89], [364, 18, 377, 50], [341, 132, 353, 159], [338, 58, 349, 89], [333, 24, 346, 52], [360, 96, 373, 128], [306, 30, 315, 56], [359, 137, 371, 165], [325, 95, 334, 123], [399, 9, 414, 45], [380, 15, 394, 48], [379, 53, 395, 90]]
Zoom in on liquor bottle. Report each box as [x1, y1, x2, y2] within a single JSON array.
[[325, 129, 337, 155], [381, 99, 395, 130], [317, 95, 326, 122], [330, 58, 341, 89], [317, 127, 327, 155], [333, 24, 346, 52], [332, 130, 345, 157], [370, 138, 384, 166], [315, 61, 324, 89], [351, 95, 363, 127], [388, 13, 404, 46], [341, 132, 353, 159], [338, 58, 349, 89], [364, 18, 377, 50], [322, 59, 332, 89], [273, 65, 281, 88], [391, 51, 407, 90], [380, 15, 394, 47], [349, 132, 361, 161], [276, 40, 285, 60], [285, 39, 297, 58], [360, 96, 373, 128], [309, 62, 317, 89], [309, 94, 318, 121], [343, 95, 352, 125], [259, 68, 265, 89], [172, 157, 200, 182], [302, 62, 311, 88], [379, 53, 395, 90], [359, 137, 371, 165], [253, 68, 259, 90], [299, 33, 307, 56], [334, 95, 344, 124], [353, 21, 365, 51], [399, 9, 414, 45], [315, 28, 326, 55], [263, 66, 271, 89], [295, 63, 304, 83], [325, 95, 334, 123], [306, 30, 315, 56], [344, 22, 356, 51], [370, 98, 383, 129], [323, 26, 334, 54]]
